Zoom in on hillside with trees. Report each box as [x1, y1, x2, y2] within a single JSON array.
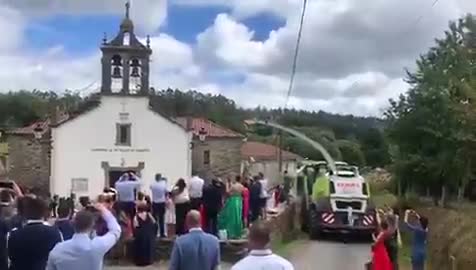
[[386, 14, 476, 205], [0, 88, 390, 168]]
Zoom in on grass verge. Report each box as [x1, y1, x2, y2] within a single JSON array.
[[398, 232, 412, 270]]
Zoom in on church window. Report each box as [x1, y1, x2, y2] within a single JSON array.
[[116, 123, 131, 146], [123, 32, 131, 46], [203, 150, 210, 165]]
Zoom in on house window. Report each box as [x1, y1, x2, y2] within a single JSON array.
[[72, 178, 88, 193], [116, 123, 131, 146], [203, 150, 210, 165]]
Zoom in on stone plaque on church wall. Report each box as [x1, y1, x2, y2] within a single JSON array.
[[72, 178, 88, 193], [119, 112, 129, 122]]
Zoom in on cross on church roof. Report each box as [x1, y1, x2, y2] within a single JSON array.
[[125, 1, 130, 19], [120, 100, 127, 112]]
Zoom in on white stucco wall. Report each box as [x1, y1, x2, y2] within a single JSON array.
[[51, 95, 192, 198]]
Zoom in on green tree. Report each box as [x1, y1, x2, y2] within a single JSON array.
[[386, 14, 476, 205], [337, 140, 366, 167]]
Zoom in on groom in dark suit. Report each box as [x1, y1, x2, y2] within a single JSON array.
[[8, 197, 63, 270]]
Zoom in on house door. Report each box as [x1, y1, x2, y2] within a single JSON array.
[[109, 170, 136, 187]]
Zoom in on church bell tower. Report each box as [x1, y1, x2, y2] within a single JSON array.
[[100, 2, 152, 95]]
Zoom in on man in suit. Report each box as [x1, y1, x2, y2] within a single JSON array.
[[202, 179, 223, 236], [249, 176, 262, 223], [46, 202, 121, 270], [8, 196, 63, 270], [169, 210, 220, 270], [53, 201, 74, 240]]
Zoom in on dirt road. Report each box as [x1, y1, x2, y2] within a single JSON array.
[[106, 239, 370, 270]]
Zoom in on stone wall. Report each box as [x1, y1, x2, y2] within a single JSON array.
[[267, 200, 301, 244], [107, 200, 301, 265], [7, 135, 50, 194], [192, 138, 243, 179]]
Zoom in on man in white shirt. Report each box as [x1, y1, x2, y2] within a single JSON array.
[[115, 171, 141, 219], [150, 174, 168, 237], [46, 203, 121, 270], [258, 172, 269, 220], [231, 221, 294, 270], [188, 175, 205, 210]]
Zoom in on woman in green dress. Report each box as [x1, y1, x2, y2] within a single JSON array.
[[218, 176, 244, 239]]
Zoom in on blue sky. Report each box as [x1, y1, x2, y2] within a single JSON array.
[[25, 5, 285, 56], [4, 0, 468, 115]]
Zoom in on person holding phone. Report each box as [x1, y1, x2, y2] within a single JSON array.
[[404, 209, 429, 270], [46, 202, 121, 270], [115, 172, 141, 220]]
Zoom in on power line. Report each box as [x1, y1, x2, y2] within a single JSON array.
[[77, 80, 98, 93], [403, 0, 441, 35], [431, 0, 441, 7], [278, 0, 309, 174], [350, 0, 443, 93], [283, 0, 308, 110]]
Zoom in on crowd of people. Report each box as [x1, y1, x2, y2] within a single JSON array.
[[0, 170, 293, 270], [145, 171, 281, 240], [0, 190, 122, 270], [370, 207, 429, 270]]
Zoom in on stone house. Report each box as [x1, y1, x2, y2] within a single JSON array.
[[6, 120, 53, 193], [176, 117, 244, 180], [241, 141, 303, 186]]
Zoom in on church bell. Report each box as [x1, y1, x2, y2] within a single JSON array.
[[130, 66, 140, 77], [130, 58, 141, 67], [112, 66, 122, 78]]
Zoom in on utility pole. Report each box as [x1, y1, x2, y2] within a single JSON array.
[[278, 130, 283, 176]]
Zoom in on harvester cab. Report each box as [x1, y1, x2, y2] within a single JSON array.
[[298, 161, 376, 239]]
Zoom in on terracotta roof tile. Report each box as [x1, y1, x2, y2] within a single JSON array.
[[8, 113, 69, 135], [8, 120, 50, 136], [176, 117, 243, 138], [241, 141, 301, 161]]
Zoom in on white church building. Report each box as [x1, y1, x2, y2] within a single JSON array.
[[50, 5, 192, 198]]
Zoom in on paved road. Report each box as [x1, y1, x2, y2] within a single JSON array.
[[105, 262, 233, 270], [106, 239, 370, 270], [289, 239, 371, 270]]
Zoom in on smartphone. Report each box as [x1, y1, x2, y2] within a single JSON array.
[[0, 182, 14, 190]]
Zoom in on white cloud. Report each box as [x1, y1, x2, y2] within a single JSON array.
[[0, 6, 25, 51], [172, 0, 299, 19], [0, 0, 475, 117], [3, 0, 167, 33], [196, 14, 278, 70]]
